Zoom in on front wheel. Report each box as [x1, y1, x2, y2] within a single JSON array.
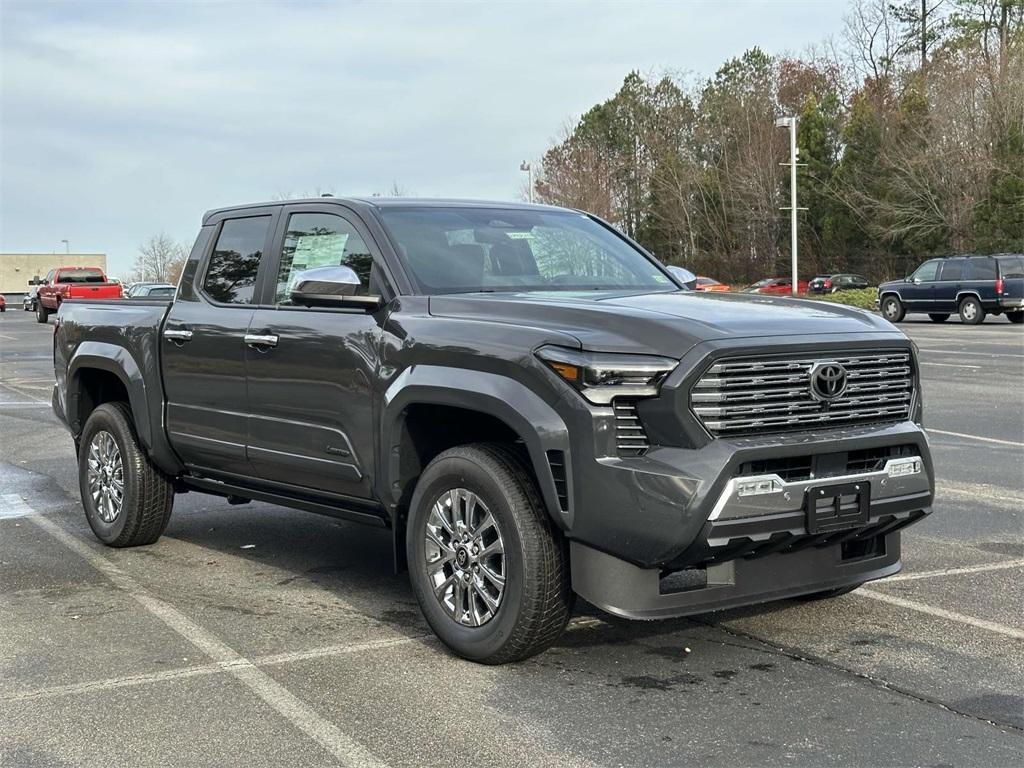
[[881, 295, 905, 323], [78, 402, 174, 547], [958, 295, 985, 325], [928, 313, 950, 323], [407, 444, 572, 664]]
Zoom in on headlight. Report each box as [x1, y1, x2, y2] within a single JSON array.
[[535, 345, 677, 404]]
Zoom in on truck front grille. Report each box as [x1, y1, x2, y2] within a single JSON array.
[[691, 350, 913, 437]]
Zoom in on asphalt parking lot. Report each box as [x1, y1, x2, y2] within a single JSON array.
[[1, 305, 1021, 767]]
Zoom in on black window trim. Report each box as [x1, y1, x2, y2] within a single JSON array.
[[197, 208, 280, 309], [261, 202, 398, 311]]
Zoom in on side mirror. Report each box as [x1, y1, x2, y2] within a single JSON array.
[[289, 265, 383, 310], [912, 277, 922, 284], [666, 266, 698, 291]]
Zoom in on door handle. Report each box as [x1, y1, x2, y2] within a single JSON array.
[[163, 328, 193, 342], [244, 333, 279, 349]]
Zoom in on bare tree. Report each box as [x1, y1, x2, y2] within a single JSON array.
[[842, 0, 917, 83], [128, 233, 188, 285]]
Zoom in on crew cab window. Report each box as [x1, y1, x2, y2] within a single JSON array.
[[911, 260, 939, 281], [275, 213, 373, 304], [939, 260, 963, 281], [203, 216, 270, 304], [965, 258, 997, 280]]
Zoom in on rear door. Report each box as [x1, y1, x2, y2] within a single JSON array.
[[162, 211, 277, 475], [243, 204, 392, 499], [962, 257, 998, 308]]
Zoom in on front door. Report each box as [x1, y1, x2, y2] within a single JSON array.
[[244, 206, 389, 499], [162, 213, 276, 476], [902, 259, 941, 311]]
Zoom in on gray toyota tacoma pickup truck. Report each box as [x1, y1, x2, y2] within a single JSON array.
[[53, 198, 934, 663]]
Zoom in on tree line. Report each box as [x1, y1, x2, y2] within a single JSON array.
[[533, 0, 1023, 284]]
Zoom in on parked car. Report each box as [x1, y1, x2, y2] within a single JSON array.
[[877, 254, 1024, 325], [695, 276, 731, 292], [23, 281, 40, 311], [809, 274, 870, 294], [36, 267, 122, 323], [53, 197, 934, 664], [127, 283, 177, 299], [744, 277, 809, 295], [0, 294, 5, 312]]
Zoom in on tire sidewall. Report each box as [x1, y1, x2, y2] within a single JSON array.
[[78, 406, 134, 544], [959, 297, 982, 324], [407, 454, 528, 662], [882, 296, 902, 321]]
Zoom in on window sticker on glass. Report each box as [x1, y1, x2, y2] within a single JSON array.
[[291, 232, 349, 271]]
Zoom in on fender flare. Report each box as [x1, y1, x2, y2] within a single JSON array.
[[67, 342, 153, 450], [380, 366, 573, 529]]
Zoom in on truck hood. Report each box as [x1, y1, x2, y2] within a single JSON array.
[[428, 290, 898, 356]]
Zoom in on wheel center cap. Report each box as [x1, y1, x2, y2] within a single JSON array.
[[455, 546, 470, 568]]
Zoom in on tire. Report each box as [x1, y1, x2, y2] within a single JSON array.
[[928, 313, 949, 323], [407, 443, 573, 664], [796, 582, 864, 601], [78, 402, 174, 547], [35, 302, 49, 323], [1007, 312, 1023, 324], [958, 295, 985, 325], [881, 295, 905, 323]]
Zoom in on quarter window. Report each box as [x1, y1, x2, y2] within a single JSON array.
[[965, 258, 997, 280], [275, 213, 374, 304], [203, 216, 271, 304]]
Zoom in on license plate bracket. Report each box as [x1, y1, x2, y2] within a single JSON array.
[[805, 482, 870, 534]]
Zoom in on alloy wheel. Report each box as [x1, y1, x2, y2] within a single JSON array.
[[86, 430, 124, 523], [424, 488, 506, 627]]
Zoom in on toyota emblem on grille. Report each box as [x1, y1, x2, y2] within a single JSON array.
[[809, 361, 848, 401]]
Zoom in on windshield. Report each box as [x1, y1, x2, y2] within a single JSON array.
[[377, 207, 675, 294]]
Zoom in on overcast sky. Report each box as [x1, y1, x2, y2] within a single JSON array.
[[1, 0, 847, 276]]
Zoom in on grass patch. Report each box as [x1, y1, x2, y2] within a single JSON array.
[[800, 287, 878, 310]]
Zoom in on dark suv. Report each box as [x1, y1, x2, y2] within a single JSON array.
[[878, 254, 1024, 324]]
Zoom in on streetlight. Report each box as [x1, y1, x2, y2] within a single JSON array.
[[775, 117, 806, 296], [61, 239, 70, 254], [520, 161, 533, 204]]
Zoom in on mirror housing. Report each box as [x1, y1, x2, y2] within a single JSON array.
[[289, 265, 383, 310], [666, 266, 698, 291]]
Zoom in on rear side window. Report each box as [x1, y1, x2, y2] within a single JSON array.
[[939, 260, 963, 281], [965, 258, 997, 281], [998, 256, 1024, 278], [203, 216, 271, 304]]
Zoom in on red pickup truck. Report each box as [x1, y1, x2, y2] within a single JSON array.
[[36, 267, 122, 323]]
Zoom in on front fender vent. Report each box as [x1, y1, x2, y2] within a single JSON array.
[[614, 399, 650, 456]]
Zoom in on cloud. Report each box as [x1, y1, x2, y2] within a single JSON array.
[[1, 0, 847, 274]]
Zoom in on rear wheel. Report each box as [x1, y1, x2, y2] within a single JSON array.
[[881, 295, 905, 323], [958, 295, 985, 325], [35, 302, 49, 323], [1007, 312, 1023, 324], [78, 402, 174, 547], [407, 443, 572, 664], [928, 313, 950, 323]]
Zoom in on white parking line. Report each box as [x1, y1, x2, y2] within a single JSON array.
[[888, 558, 1024, 582], [0, 493, 36, 519], [919, 361, 981, 370], [857, 588, 1024, 640], [27, 513, 390, 768], [928, 428, 1024, 447], [916, 347, 1024, 358]]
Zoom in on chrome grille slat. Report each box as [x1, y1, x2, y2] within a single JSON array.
[[614, 400, 650, 455], [692, 350, 913, 437]]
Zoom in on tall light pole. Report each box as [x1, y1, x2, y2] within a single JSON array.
[[520, 161, 533, 203], [61, 239, 70, 254], [775, 117, 806, 296]]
